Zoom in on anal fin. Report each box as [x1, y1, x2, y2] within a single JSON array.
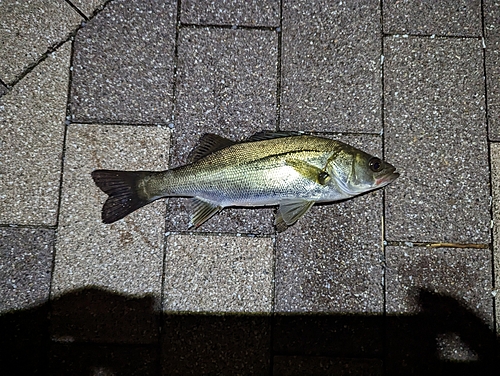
[[275, 199, 315, 232], [189, 198, 223, 228]]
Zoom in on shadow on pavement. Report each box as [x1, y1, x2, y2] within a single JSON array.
[[1, 288, 498, 375]]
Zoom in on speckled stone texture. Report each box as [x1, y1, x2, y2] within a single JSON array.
[[486, 1, 500, 140], [167, 27, 277, 233], [384, 37, 489, 243], [385, 246, 494, 373], [71, 0, 108, 18], [0, 0, 81, 85], [490, 143, 500, 331], [181, 0, 279, 26], [281, 0, 381, 133], [49, 343, 159, 375], [0, 227, 54, 373], [0, 82, 7, 97], [162, 315, 270, 375], [275, 135, 384, 313], [0, 228, 54, 313], [164, 235, 273, 313], [51, 124, 169, 343], [383, 0, 482, 36], [0, 41, 71, 226], [273, 356, 383, 375], [70, 0, 176, 124]]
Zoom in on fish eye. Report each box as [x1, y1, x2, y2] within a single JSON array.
[[369, 157, 382, 172]]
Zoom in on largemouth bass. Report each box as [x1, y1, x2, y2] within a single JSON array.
[[92, 131, 399, 232]]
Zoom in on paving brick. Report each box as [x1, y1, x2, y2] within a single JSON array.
[[162, 314, 270, 375], [0, 0, 81, 85], [485, 1, 500, 140], [275, 135, 385, 313], [490, 143, 500, 332], [273, 356, 383, 376], [70, 0, 176, 124], [71, 0, 108, 18], [181, 0, 279, 26], [0, 41, 71, 226], [0, 228, 54, 313], [49, 342, 158, 375], [168, 27, 278, 233], [0, 227, 54, 373], [51, 124, 169, 342], [385, 246, 494, 373], [383, 0, 482, 36], [164, 235, 273, 313], [281, 0, 381, 133], [384, 37, 489, 243]]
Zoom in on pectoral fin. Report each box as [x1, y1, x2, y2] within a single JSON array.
[[189, 198, 222, 228], [286, 159, 330, 185], [275, 199, 315, 232]]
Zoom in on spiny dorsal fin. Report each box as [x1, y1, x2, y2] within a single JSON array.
[[286, 159, 331, 185], [188, 197, 222, 228], [245, 130, 303, 142], [275, 199, 315, 232], [187, 134, 236, 163]]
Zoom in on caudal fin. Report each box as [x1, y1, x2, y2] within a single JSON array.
[[91, 170, 153, 224]]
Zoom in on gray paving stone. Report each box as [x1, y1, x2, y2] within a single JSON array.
[[0, 41, 71, 226], [384, 37, 489, 243], [281, 0, 381, 133], [485, 1, 500, 140], [385, 246, 493, 368], [164, 235, 273, 313], [273, 356, 383, 376], [385, 246, 493, 321], [275, 135, 385, 313], [168, 27, 277, 233], [162, 315, 270, 374], [490, 142, 500, 331], [0, 228, 54, 313], [71, 0, 108, 18], [0, 0, 81, 85], [52, 123, 169, 299], [70, 0, 176, 124], [383, 0, 482, 37], [181, 0, 279, 26]]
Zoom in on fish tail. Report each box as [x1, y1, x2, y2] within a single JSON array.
[[91, 169, 156, 224]]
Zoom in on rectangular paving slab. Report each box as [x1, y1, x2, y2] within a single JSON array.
[[0, 0, 81, 85], [70, 0, 177, 124], [384, 36, 489, 243], [181, 0, 279, 26], [275, 135, 384, 314], [0, 41, 71, 226], [383, 0, 482, 36], [167, 27, 278, 234], [164, 234, 273, 313], [51, 123, 169, 343], [281, 0, 381, 133], [385, 245, 494, 373], [485, 1, 500, 140]]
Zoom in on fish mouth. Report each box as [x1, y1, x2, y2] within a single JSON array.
[[375, 167, 400, 187]]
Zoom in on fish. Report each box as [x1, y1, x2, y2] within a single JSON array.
[[91, 130, 399, 232]]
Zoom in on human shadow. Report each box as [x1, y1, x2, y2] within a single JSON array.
[[1, 287, 499, 375]]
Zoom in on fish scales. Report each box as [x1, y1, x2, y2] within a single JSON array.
[[91, 131, 399, 231]]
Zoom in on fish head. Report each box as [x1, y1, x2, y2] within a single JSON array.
[[328, 146, 399, 196]]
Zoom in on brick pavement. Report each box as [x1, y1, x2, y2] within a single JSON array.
[[1, 0, 499, 374]]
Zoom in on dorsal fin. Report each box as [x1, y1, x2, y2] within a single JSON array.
[[245, 130, 303, 142], [187, 133, 236, 163]]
